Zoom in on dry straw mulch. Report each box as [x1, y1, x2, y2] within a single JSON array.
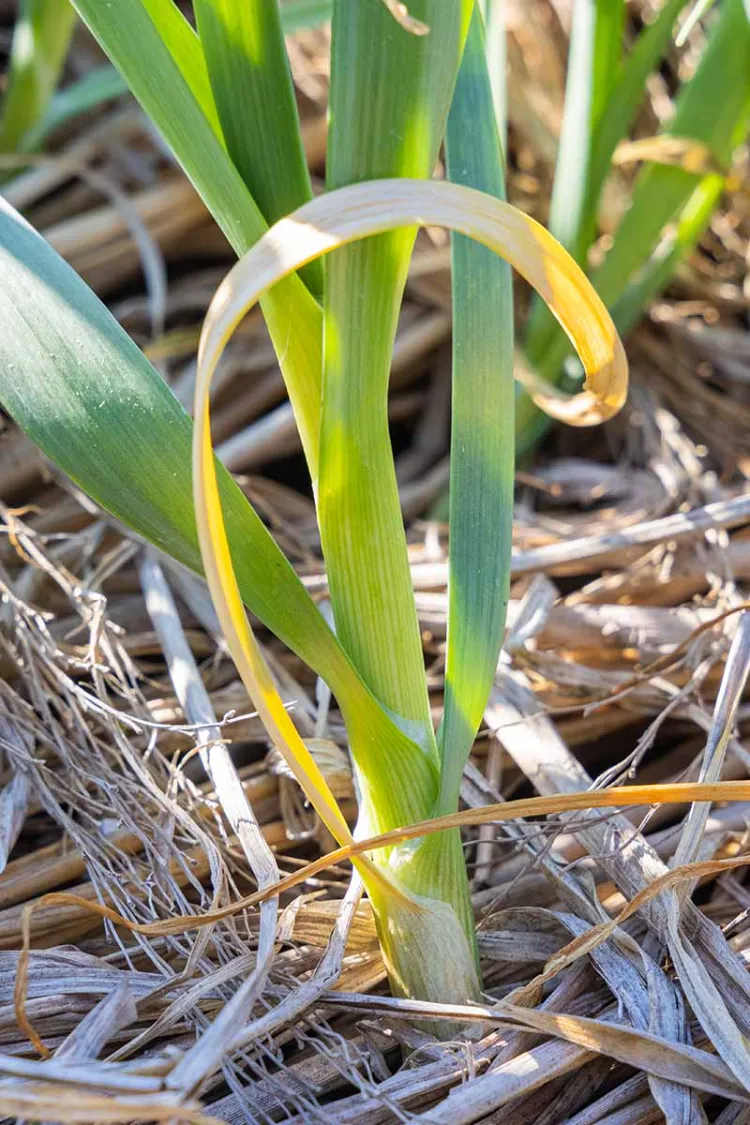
[[2, 2, 750, 1121]]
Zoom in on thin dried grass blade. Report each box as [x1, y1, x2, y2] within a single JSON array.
[[486, 669, 750, 1090], [0, 770, 29, 876], [672, 610, 750, 870], [499, 1006, 745, 1102], [0, 1082, 215, 1124], [14, 783, 750, 941], [613, 135, 717, 174], [324, 994, 746, 1101]]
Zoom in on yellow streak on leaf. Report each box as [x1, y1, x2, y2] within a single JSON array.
[[192, 385, 403, 907]]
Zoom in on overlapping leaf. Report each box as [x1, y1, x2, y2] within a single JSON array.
[[70, 0, 325, 471]]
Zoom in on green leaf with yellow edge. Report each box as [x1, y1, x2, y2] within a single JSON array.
[[193, 372, 405, 904], [439, 7, 514, 814]]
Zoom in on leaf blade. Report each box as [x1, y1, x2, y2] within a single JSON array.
[[549, 0, 624, 261], [321, 0, 472, 747], [0, 0, 77, 153], [0, 196, 437, 835], [23, 66, 129, 150], [523, 0, 624, 372], [439, 6, 514, 812], [593, 0, 750, 310], [193, 0, 322, 293], [70, 0, 325, 475]]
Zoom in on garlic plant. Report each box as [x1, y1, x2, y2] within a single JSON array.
[[2, 0, 746, 1008]]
